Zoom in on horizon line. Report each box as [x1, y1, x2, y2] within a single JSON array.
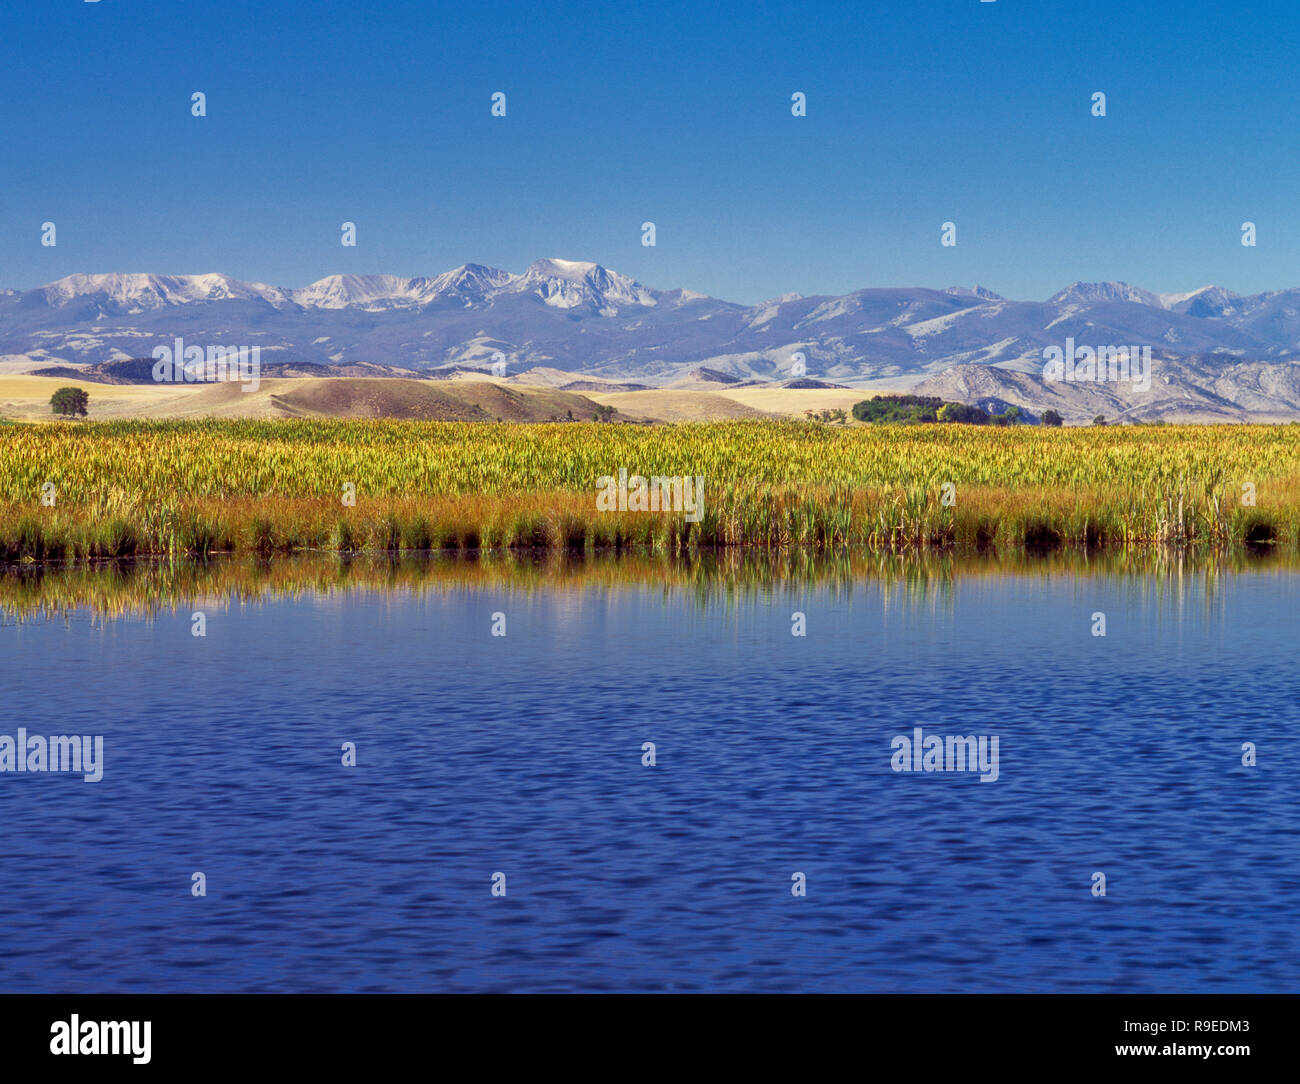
[[6, 266, 1266, 308]]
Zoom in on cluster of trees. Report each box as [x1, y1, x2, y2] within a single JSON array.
[[803, 407, 848, 424], [851, 395, 947, 423], [851, 395, 1028, 426]]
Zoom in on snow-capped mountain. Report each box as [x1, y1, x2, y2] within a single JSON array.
[[290, 274, 426, 310], [944, 285, 1005, 301], [289, 264, 518, 310], [421, 263, 516, 306], [1160, 285, 1243, 318], [1050, 280, 1246, 317], [26, 260, 663, 318], [498, 258, 660, 314], [7, 266, 1300, 386], [35, 272, 295, 311], [1047, 281, 1165, 308]]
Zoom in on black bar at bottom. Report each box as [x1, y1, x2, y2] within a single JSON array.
[[0, 993, 1286, 1072]]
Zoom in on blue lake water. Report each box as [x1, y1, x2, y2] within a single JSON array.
[[1, 567, 1298, 992]]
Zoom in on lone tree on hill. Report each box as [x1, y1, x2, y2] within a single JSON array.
[[50, 386, 89, 418]]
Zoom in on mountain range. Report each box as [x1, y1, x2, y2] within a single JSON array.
[[7, 261, 1300, 397]]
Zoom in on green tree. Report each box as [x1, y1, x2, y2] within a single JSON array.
[[1093, 414, 1107, 426], [937, 401, 990, 425], [50, 386, 89, 418], [1041, 409, 1063, 427]]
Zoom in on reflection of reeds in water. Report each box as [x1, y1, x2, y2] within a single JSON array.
[[2, 546, 1293, 620]]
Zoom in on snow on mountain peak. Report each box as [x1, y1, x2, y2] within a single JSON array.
[[293, 267, 517, 309], [532, 258, 598, 276], [425, 263, 514, 297], [37, 272, 292, 309], [26, 261, 665, 314], [1046, 281, 1163, 308], [944, 285, 1005, 301], [1158, 285, 1242, 317], [292, 274, 421, 309], [511, 258, 658, 311]]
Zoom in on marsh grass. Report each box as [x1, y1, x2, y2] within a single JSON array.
[[2, 418, 1299, 558]]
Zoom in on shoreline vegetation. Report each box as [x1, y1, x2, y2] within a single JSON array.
[[2, 418, 1299, 561]]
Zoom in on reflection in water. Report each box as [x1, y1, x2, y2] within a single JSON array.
[[1, 545, 1293, 620], [2, 550, 1298, 992]]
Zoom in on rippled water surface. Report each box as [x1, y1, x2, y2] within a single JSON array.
[[2, 562, 1297, 991]]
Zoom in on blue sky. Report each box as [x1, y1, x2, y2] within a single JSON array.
[[2, 0, 1297, 303]]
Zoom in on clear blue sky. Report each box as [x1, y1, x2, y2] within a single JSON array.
[[2, 0, 1297, 303]]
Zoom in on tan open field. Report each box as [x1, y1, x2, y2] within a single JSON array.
[[583, 389, 767, 421], [0, 375, 613, 423], [586, 383, 918, 421], [0, 373, 898, 423], [0, 356, 73, 376], [0, 375, 202, 419], [712, 387, 886, 414]]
